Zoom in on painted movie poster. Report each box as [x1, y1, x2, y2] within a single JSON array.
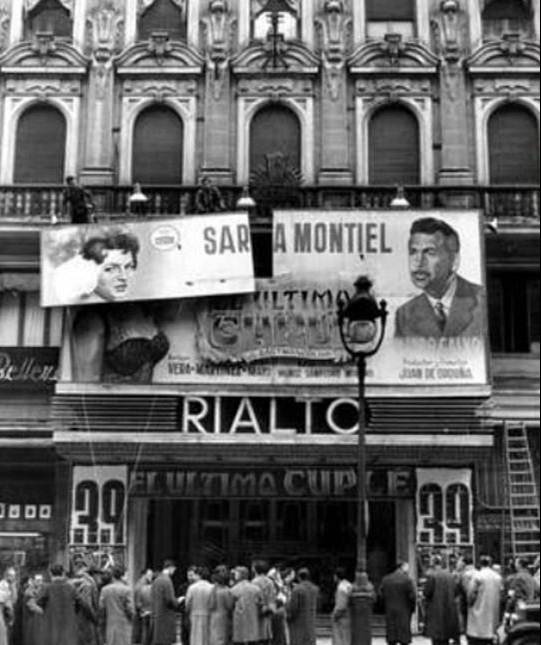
[[40, 213, 255, 307], [62, 210, 488, 391]]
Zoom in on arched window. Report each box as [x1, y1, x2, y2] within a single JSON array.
[[14, 104, 66, 183], [488, 104, 539, 184], [369, 104, 420, 185], [25, 0, 72, 39], [139, 0, 186, 42], [249, 105, 301, 182], [482, 0, 532, 39], [132, 105, 183, 184]]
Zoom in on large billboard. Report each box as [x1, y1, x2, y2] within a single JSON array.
[[61, 210, 488, 391], [40, 214, 255, 307]]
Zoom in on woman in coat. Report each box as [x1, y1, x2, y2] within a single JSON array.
[[99, 566, 134, 645], [209, 565, 234, 645], [331, 568, 352, 645]]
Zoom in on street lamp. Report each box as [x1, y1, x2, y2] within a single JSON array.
[[236, 186, 256, 212], [337, 275, 387, 643]]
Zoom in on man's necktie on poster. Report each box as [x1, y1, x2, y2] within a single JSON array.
[[435, 301, 446, 331]]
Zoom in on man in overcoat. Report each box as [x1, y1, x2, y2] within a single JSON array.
[[423, 556, 460, 645], [231, 566, 263, 645], [380, 562, 416, 645], [99, 565, 134, 645], [466, 556, 502, 645], [252, 560, 277, 645], [70, 560, 100, 645], [286, 568, 319, 645], [151, 560, 180, 645], [37, 563, 78, 645]]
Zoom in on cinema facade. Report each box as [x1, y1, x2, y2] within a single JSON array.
[[43, 208, 506, 600]]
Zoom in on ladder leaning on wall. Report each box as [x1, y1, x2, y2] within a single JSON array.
[[503, 421, 540, 563]]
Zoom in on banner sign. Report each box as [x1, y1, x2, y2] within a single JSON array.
[[416, 468, 473, 546], [0, 347, 58, 385], [130, 467, 415, 499], [70, 466, 127, 547], [41, 214, 255, 307], [270, 209, 488, 387], [63, 210, 488, 391]]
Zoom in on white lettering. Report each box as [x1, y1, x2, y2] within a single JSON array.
[[229, 397, 262, 434], [182, 397, 209, 434], [326, 398, 358, 435]]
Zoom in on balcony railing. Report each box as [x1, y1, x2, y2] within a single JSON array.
[[0, 184, 539, 224]]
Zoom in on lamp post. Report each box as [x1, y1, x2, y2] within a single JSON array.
[[235, 186, 256, 213], [337, 275, 387, 644]]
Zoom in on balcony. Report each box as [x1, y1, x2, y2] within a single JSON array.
[[0, 184, 539, 226]]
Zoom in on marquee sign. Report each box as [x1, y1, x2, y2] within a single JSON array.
[[416, 468, 473, 546], [70, 466, 127, 547], [129, 467, 415, 499]]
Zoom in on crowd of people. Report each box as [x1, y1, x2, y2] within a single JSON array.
[[0, 558, 324, 645], [0, 554, 539, 645], [416, 554, 540, 645]]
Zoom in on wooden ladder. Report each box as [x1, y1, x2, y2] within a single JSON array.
[[504, 421, 540, 562]]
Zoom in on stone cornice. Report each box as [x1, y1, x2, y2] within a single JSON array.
[[114, 38, 204, 74], [348, 37, 439, 74], [0, 38, 89, 74], [467, 37, 540, 73]]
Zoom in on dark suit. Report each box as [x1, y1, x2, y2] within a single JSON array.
[[151, 573, 178, 645], [394, 275, 485, 338], [286, 581, 319, 645], [380, 570, 416, 644]]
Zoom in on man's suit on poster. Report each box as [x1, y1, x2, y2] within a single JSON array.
[[394, 276, 484, 338]]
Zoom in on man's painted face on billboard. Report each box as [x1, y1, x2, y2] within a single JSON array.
[[94, 249, 136, 301], [408, 231, 457, 299]]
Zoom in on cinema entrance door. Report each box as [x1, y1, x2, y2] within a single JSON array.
[[128, 466, 416, 603]]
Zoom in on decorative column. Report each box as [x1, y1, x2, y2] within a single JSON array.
[[8, 0, 23, 45], [81, 2, 124, 185], [432, 0, 474, 188], [316, 0, 353, 185], [200, 0, 235, 183]]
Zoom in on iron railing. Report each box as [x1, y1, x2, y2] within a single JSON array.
[[0, 184, 539, 223]]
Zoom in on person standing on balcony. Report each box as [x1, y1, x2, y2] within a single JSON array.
[[63, 176, 94, 224], [195, 177, 226, 214]]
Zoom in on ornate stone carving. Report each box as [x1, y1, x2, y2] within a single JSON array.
[[31, 32, 56, 63], [5, 78, 81, 95], [0, 5, 9, 51], [356, 78, 432, 98], [380, 33, 406, 66], [201, 0, 236, 100], [147, 31, 172, 64], [86, 1, 124, 63], [315, 0, 352, 101], [122, 79, 197, 97], [431, 0, 467, 63], [500, 32, 526, 58]]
